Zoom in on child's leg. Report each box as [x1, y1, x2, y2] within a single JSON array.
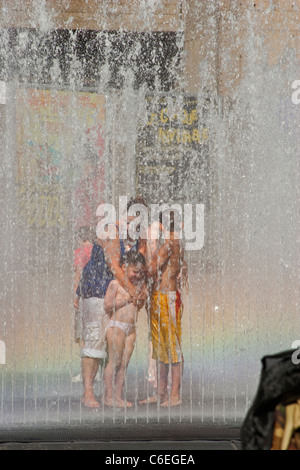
[[157, 361, 169, 403], [104, 327, 125, 406], [114, 331, 136, 407], [81, 357, 101, 408], [161, 362, 182, 407]]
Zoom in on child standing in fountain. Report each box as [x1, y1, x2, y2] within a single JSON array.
[[141, 209, 185, 408], [103, 251, 147, 408]]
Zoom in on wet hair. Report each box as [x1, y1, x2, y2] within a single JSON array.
[[127, 196, 148, 213], [119, 250, 146, 268]]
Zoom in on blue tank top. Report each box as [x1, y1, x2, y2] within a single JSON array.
[[77, 229, 138, 299]]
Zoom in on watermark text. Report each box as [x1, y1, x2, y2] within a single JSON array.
[[96, 196, 204, 251]]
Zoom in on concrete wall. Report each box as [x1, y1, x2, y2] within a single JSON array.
[[182, 0, 300, 95], [0, 0, 298, 219], [1, 1, 299, 98], [0, 0, 298, 200], [0, 0, 298, 101], [0, 0, 184, 31]]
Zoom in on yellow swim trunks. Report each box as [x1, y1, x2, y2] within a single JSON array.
[[150, 291, 183, 364]]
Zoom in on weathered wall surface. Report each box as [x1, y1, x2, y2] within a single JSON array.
[[0, 0, 184, 31], [0, 0, 299, 95]]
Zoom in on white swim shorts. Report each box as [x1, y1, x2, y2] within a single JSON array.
[[80, 297, 110, 360], [106, 319, 136, 337]]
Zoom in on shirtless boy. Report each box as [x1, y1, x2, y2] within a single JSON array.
[[145, 210, 185, 407], [103, 251, 147, 408]]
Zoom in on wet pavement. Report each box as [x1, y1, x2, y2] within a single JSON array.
[[0, 440, 241, 450], [0, 371, 244, 450], [0, 397, 242, 450]]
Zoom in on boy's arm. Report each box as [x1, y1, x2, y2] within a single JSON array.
[[104, 281, 118, 315], [146, 239, 174, 278], [180, 259, 189, 292], [177, 243, 189, 292], [99, 226, 145, 302], [73, 266, 82, 294], [104, 281, 132, 315], [136, 284, 148, 311]]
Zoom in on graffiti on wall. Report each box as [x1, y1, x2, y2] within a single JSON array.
[[16, 88, 106, 230]]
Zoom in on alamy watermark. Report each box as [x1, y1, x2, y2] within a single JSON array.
[[0, 340, 6, 365], [95, 196, 204, 251], [291, 341, 300, 365], [291, 80, 300, 105]]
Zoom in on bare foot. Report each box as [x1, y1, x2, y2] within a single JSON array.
[[81, 397, 101, 408], [117, 399, 133, 408], [160, 398, 182, 407], [105, 398, 133, 408], [138, 396, 158, 405]]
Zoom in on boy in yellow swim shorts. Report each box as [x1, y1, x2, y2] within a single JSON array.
[[145, 210, 185, 407]]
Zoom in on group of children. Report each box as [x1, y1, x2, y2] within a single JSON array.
[[74, 210, 187, 409]]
